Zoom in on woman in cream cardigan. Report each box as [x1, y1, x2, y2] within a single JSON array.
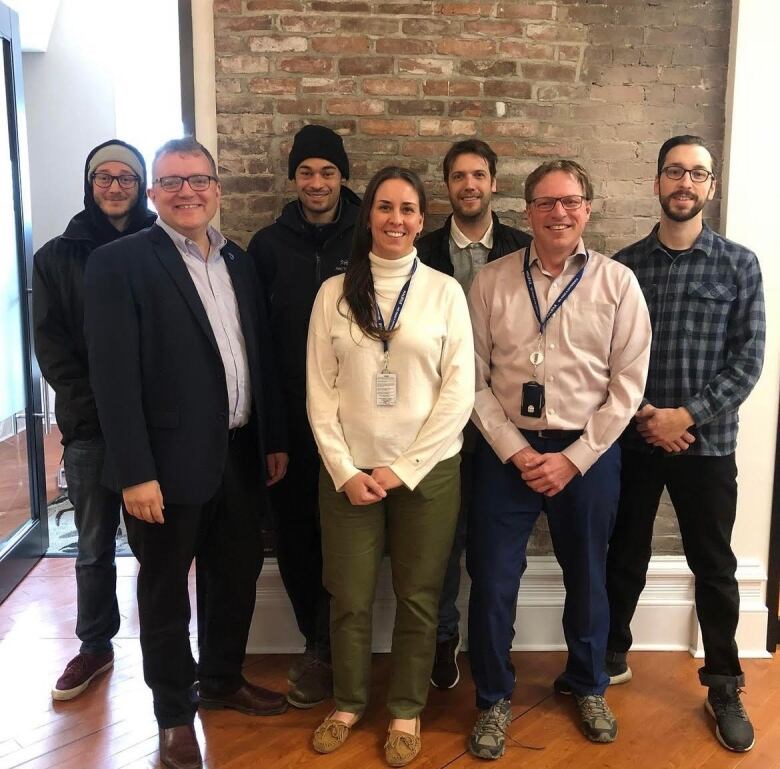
[[306, 166, 475, 766]]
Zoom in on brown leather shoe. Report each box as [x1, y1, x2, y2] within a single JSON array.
[[159, 725, 202, 769], [199, 679, 288, 716]]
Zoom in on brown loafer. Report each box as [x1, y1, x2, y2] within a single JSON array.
[[312, 709, 362, 753], [385, 716, 421, 767], [159, 724, 202, 769], [199, 680, 288, 716]]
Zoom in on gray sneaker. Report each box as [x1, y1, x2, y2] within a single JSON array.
[[287, 658, 333, 709], [468, 699, 512, 760], [575, 694, 618, 743]]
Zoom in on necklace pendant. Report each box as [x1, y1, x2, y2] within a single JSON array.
[[530, 350, 545, 366]]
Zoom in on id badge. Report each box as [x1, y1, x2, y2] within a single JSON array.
[[521, 380, 545, 417], [376, 372, 398, 406]]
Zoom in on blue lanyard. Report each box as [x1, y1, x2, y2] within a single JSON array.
[[375, 258, 418, 354], [523, 243, 588, 334]]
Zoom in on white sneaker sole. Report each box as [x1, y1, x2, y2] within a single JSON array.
[[608, 667, 633, 686], [51, 659, 114, 701]]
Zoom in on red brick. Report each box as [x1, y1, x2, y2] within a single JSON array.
[[339, 57, 394, 75], [520, 63, 577, 82], [459, 60, 515, 77], [377, 1, 434, 12], [434, 3, 493, 16], [463, 19, 524, 35], [215, 17, 273, 33], [557, 45, 582, 63], [482, 121, 537, 138], [326, 98, 385, 116], [245, 0, 302, 9], [419, 118, 477, 136], [278, 16, 339, 33], [312, 36, 369, 54], [363, 79, 419, 96], [360, 118, 417, 136], [398, 58, 454, 75], [278, 57, 333, 74], [377, 38, 433, 55], [401, 140, 456, 157], [537, 84, 585, 101], [436, 38, 496, 57], [216, 55, 270, 74], [249, 35, 307, 53], [311, 1, 370, 11], [248, 78, 298, 95], [527, 23, 588, 42], [388, 100, 446, 116], [216, 78, 242, 94], [484, 81, 532, 99], [402, 19, 458, 35], [341, 17, 400, 35], [448, 100, 483, 117], [214, 0, 241, 13], [301, 78, 357, 95], [499, 41, 554, 59], [276, 98, 322, 115], [217, 95, 273, 114], [496, 3, 554, 20], [518, 141, 578, 157]]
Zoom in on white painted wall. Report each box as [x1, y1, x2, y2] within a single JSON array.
[[22, 0, 182, 252], [722, 0, 779, 631]]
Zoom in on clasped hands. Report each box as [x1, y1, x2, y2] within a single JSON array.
[[510, 446, 579, 497], [635, 404, 695, 453], [342, 466, 403, 505]]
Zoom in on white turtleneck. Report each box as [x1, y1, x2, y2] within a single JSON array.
[[307, 247, 475, 491]]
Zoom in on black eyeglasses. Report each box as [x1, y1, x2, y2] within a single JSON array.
[[91, 172, 140, 189], [154, 174, 218, 193], [661, 166, 714, 184], [530, 195, 586, 212]]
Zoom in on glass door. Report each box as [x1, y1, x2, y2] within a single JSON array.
[[0, 1, 47, 603]]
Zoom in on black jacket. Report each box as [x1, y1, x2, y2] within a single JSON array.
[[32, 140, 155, 445], [416, 212, 532, 276], [84, 225, 285, 504], [247, 187, 361, 447]]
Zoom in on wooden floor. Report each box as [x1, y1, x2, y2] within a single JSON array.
[[0, 558, 777, 769]]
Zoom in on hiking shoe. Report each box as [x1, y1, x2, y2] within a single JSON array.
[[468, 698, 512, 760], [575, 694, 617, 743], [431, 632, 461, 689], [287, 657, 333, 709], [705, 684, 755, 752], [288, 647, 317, 684], [52, 650, 114, 701], [604, 650, 632, 685]]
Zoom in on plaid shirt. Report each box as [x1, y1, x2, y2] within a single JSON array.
[[614, 223, 765, 456]]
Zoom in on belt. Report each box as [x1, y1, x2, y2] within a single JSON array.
[[524, 429, 583, 440]]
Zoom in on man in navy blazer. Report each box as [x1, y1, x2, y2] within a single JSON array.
[[85, 137, 288, 769]]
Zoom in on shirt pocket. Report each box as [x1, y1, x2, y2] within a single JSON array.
[[682, 281, 735, 338], [568, 300, 615, 358]]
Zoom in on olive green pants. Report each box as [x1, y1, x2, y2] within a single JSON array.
[[319, 454, 460, 718]]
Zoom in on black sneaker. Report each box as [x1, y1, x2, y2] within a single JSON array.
[[431, 632, 461, 689], [604, 650, 632, 685], [468, 698, 512, 760], [705, 684, 755, 752], [575, 694, 618, 743]]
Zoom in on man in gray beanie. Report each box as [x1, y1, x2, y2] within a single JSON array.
[[248, 125, 360, 708], [33, 139, 155, 701]]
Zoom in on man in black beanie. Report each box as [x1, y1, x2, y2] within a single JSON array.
[[248, 124, 360, 708], [33, 139, 155, 701]]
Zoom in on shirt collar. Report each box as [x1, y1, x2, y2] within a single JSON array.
[[527, 238, 587, 275], [644, 221, 715, 259], [450, 216, 494, 250], [156, 216, 227, 256]]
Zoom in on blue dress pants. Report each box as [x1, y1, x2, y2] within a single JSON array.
[[467, 432, 620, 709]]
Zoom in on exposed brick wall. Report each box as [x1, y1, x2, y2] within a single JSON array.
[[213, 0, 730, 255], [213, 0, 732, 556]]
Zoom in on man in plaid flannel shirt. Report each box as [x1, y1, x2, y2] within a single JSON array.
[[605, 135, 765, 753]]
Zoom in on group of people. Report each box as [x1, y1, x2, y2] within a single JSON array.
[[32, 125, 765, 769]]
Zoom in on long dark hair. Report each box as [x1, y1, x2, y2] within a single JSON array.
[[340, 166, 427, 341]]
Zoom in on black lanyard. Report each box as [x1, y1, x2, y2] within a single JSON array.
[[523, 243, 588, 334], [375, 258, 418, 354]]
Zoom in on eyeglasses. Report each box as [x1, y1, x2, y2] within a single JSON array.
[[661, 166, 714, 183], [91, 172, 139, 189], [530, 195, 586, 212], [154, 174, 218, 193]]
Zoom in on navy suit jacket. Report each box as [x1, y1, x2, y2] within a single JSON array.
[[84, 223, 286, 506]]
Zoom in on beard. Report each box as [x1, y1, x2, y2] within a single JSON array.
[[660, 191, 707, 223], [451, 194, 491, 222]]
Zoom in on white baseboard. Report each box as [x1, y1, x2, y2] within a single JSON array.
[[246, 555, 771, 659]]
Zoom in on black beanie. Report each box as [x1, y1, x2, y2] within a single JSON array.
[[288, 124, 349, 180]]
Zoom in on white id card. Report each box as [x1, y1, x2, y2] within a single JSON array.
[[376, 372, 398, 406]]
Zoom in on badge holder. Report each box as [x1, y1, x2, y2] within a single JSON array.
[[521, 335, 545, 417], [376, 351, 397, 406]]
